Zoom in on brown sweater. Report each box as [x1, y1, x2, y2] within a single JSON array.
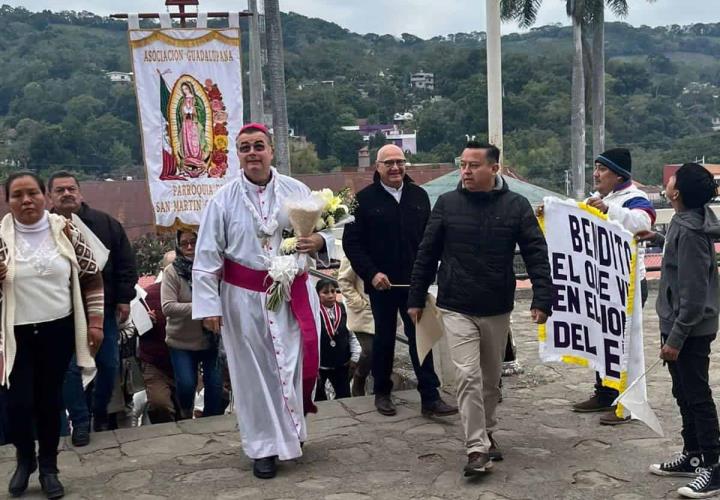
[[161, 264, 208, 351]]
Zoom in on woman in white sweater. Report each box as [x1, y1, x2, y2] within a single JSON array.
[[1, 172, 104, 499]]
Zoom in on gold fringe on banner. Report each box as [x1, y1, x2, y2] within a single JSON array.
[[155, 218, 200, 235], [130, 30, 239, 49]]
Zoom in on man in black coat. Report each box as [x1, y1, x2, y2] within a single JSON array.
[[408, 142, 553, 476], [49, 171, 138, 444], [343, 144, 457, 417]]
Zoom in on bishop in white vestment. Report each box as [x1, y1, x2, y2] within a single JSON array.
[[192, 124, 332, 479]]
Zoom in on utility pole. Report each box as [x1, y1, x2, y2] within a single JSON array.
[[248, 0, 265, 123], [486, 0, 504, 169], [264, 0, 291, 174]]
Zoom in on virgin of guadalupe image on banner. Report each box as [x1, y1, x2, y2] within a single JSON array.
[[128, 17, 243, 230]]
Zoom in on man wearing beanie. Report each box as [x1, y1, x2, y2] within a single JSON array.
[[572, 147, 657, 425]]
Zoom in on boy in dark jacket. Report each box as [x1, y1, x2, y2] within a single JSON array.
[[646, 163, 720, 498], [315, 279, 360, 401]]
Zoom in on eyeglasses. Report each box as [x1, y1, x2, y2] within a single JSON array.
[[380, 159, 406, 168], [238, 142, 268, 153], [179, 239, 197, 248]]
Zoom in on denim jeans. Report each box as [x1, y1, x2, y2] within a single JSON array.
[[368, 288, 440, 405], [61, 356, 90, 433], [169, 347, 223, 418], [63, 306, 120, 428]]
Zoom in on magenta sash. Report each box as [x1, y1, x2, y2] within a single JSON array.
[[222, 259, 319, 414]]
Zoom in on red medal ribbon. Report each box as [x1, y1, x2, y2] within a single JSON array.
[[320, 303, 341, 342]]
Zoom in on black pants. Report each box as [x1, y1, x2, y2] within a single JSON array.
[[368, 288, 440, 405], [316, 367, 351, 401], [665, 333, 720, 464], [503, 329, 516, 362], [354, 332, 373, 379], [595, 278, 648, 405], [8, 315, 75, 473]]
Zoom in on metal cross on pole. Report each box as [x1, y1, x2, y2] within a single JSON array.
[[165, 0, 199, 28]]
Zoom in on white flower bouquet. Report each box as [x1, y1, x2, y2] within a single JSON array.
[[264, 254, 300, 311], [279, 188, 356, 255], [265, 194, 324, 311]]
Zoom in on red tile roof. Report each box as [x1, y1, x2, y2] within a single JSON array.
[[0, 166, 454, 240]]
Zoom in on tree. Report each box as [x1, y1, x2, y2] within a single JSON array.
[[330, 130, 364, 167], [568, 0, 586, 199], [501, 0, 631, 197], [265, 0, 291, 174], [290, 142, 320, 173]]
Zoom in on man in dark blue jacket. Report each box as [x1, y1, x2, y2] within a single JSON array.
[[408, 141, 553, 476], [343, 144, 457, 418], [49, 172, 137, 445]]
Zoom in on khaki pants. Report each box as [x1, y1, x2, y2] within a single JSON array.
[[439, 309, 511, 455], [141, 362, 176, 424]]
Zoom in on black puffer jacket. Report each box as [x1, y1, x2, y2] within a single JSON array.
[[408, 177, 553, 317], [342, 173, 430, 290], [76, 202, 138, 307]]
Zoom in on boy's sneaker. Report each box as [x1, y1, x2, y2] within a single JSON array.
[[678, 465, 720, 498], [649, 451, 703, 478]]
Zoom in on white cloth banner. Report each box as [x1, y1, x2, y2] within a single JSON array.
[[129, 28, 243, 229], [540, 197, 661, 433], [539, 197, 637, 387]]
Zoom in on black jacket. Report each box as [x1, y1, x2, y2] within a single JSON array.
[[342, 173, 430, 290], [408, 177, 553, 317], [76, 202, 138, 307]]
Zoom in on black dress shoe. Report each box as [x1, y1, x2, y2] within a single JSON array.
[[374, 394, 397, 416], [93, 414, 109, 432], [71, 425, 90, 447], [9, 456, 37, 497], [421, 398, 459, 417], [253, 456, 278, 479], [39, 473, 64, 499]]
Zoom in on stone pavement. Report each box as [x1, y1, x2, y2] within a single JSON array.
[[0, 290, 703, 499]]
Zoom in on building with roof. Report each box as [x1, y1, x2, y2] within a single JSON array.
[[421, 169, 563, 207], [0, 166, 456, 240], [341, 123, 417, 154]]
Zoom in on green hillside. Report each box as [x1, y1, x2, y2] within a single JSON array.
[[1, 5, 719, 192]]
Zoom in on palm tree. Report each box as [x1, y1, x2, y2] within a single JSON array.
[[584, 0, 630, 159], [264, 0, 291, 174], [500, 0, 633, 198], [248, 0, 265, 124], [568, 0, 586, 199]]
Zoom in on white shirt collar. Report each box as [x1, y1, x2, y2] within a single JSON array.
[[380, 181, 403, 203]]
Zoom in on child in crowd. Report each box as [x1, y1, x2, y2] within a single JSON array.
[[647, 163, 720, 498], [315, 278, 361, 401]]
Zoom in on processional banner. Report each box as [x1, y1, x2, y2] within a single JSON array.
[[129, 25, 243, 229], [538, 197, 641, 393]]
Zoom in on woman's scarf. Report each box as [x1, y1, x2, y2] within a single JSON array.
[[172, 230, 195, 286]]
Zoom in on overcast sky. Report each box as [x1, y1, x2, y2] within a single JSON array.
[[5, 0, 718, 38]]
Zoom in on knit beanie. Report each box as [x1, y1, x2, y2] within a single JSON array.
[[596, 148, 632, 180]]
